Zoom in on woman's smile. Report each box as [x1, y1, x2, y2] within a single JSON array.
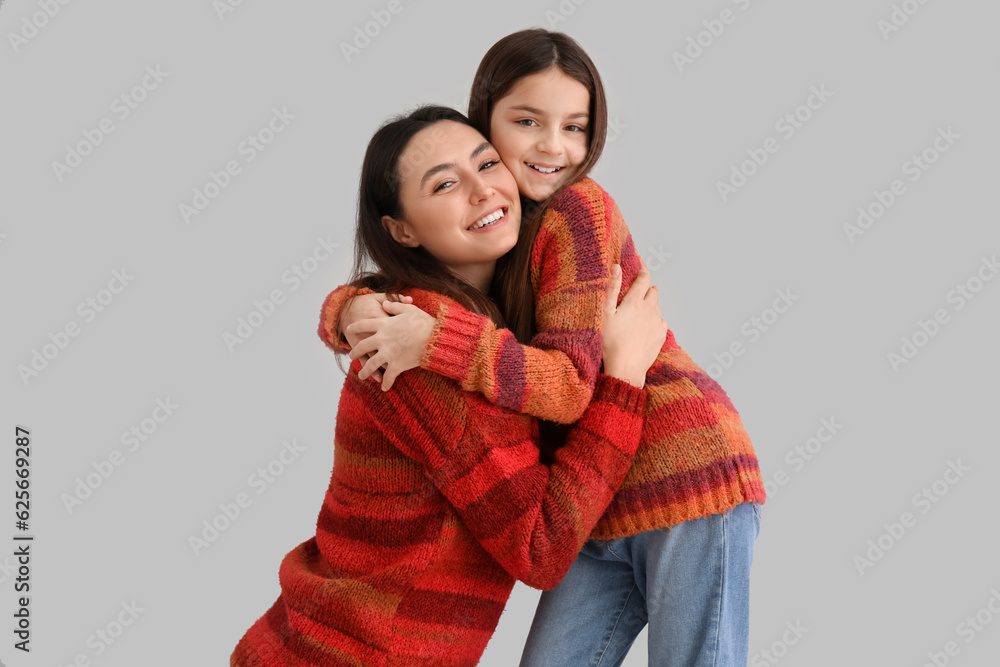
[[381, 120, 522, 291], [467, 205, 509, 232]]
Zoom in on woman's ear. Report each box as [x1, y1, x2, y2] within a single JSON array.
[[381, 215, 419, 248]]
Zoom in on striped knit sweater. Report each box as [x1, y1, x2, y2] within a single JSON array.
[[230, 286, 646, 666], [321, 177, 766, 540]]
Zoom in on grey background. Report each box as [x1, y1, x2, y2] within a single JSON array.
[[2, 0, 998, 664]]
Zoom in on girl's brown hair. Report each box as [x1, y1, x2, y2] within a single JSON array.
[[467, 28, 608, 343]]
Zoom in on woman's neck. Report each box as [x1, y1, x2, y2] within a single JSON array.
[[448, 261, 496, 294]]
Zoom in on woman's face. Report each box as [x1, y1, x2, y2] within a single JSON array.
[[383, 120, 521, 291], [489, 67, 591, 202]]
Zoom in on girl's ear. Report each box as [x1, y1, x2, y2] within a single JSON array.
[[381, 215, 420, 248]]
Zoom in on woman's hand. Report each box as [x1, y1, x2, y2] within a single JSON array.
[[601, 258, 668, 388], [340, 292, 412, 383], [346, 300, 436, 391]]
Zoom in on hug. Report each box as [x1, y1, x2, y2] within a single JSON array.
[[232, 27, 765, 667]]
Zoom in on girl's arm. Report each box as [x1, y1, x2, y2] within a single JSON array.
[[340, 178, 653, 424], [331, 180, 623, 423], [320, 284, 420, 385], [330, 179, 660, 426], [329, 276, 601, 423], [318, 283, 374, 355]]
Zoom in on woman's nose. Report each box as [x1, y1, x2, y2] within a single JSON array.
[[469, 173, 494, 202]]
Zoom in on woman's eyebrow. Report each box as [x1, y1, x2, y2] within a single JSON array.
[[470, 141, 492, 160], [419, 142, 493, 188]]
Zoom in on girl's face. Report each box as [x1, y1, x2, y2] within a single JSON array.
[[489, 67, 591, 202], [383, 120, 521, 291]]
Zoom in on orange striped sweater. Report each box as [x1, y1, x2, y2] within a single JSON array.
[[230, 286, 646, 666], [321, 177, 766, 540]]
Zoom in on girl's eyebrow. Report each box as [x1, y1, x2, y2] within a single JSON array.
[[508, 104, 589, 120], [419, 141, 493, 188]]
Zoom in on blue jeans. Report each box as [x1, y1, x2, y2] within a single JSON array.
[[519, 502, 761, 667]]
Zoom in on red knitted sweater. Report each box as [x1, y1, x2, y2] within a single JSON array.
[[230, 287, 646, 666], [321, 177, 766, 540]]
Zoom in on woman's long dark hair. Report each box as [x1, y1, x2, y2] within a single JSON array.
[[342, 105, 528, 341], [468, 29, 609, 344]]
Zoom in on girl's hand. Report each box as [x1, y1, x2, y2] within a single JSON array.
[[340, 293, 412, 383], [601, 258, 668, 388], [346, 300, 435, 391]]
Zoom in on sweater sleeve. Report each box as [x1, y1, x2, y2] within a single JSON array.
[[418, 178, 634, 424], [366, 368, 645, 590], [317, 284, 374, 354]]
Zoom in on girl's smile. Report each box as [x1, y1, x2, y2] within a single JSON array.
[[525, 161, 567, 179]]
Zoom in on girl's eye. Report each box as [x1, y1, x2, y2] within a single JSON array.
[[566, 125, 586, 133], [480, 159, 499, 170], [433, 180, 455, 193], [516, 119, 538, 127]]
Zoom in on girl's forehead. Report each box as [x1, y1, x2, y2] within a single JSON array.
[[499, 69, 589, 108]]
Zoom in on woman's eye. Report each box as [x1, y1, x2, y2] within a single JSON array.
[[481, 159, 499, 170], [433, 180, 454, 193], [516, 119, 537, 127], [566, 125, 586, 133]]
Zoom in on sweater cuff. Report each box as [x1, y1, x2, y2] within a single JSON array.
[[593, 373, 646, 415], [419, 301, 486, 383], [317, 285, 376, 354]]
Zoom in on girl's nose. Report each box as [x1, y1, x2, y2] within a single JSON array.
[[537, 129, 564, 156]]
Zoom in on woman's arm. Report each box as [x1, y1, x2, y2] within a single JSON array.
[[354, 281, 662, 590], [362, 363, 645, 591]]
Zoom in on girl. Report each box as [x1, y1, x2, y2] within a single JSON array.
[[331, 29, 767, 667], [230, 106, 667, 666]]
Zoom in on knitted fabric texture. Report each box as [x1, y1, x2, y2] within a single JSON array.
[[322, 178, 766, 540], [230, 287, 646, 666]]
